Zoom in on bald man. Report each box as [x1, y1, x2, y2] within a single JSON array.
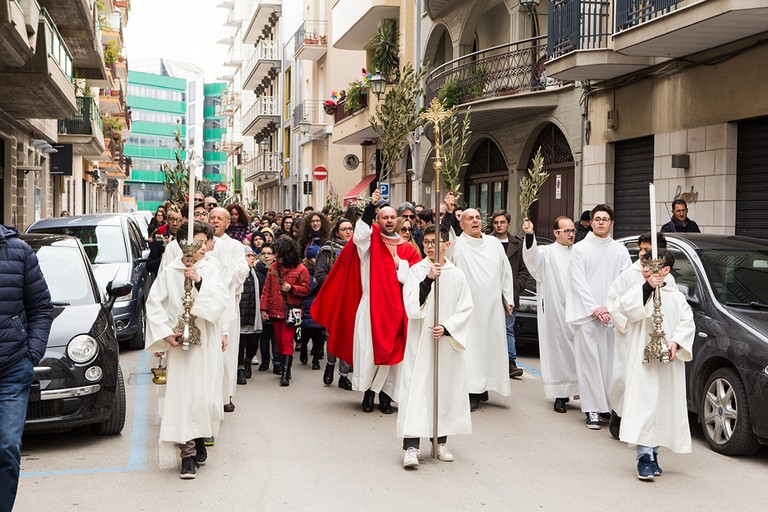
[[312, 189, 421, 414], [442, 195, 514, 412], [208, 207, 249, 414]]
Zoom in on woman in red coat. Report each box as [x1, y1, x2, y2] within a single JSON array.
[[260, 236, 310, 387]]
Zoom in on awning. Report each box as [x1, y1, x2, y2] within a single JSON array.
[[343, 174, 377, 205]]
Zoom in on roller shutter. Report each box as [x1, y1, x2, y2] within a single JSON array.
[[736, 117, 768, 239], [613, 136, 654, 238]]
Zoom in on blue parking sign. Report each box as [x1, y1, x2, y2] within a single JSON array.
[[379, 182, 389, 199]]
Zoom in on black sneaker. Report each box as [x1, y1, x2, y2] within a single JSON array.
[[258, 362, 269, 372], [585, 412, 601, 430], [180, 456, 198, 479], [598, 412, 611, 423], [652, 455, 663, 476], [338, 375, 352, 391], [637, 455, 655, 480], [323, 365, 334, 386], [237, 368, 247, 385], [193, 439, 208, 466], [609, 411, 621, 439], [312, 359, 321, 370], [202, 436, 215, 447], [553, 398, 568, 413]]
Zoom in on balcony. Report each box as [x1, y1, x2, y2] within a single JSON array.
[[101, 11, 123, 45], [0, 10, 76, 119], [38, 0, 107, 81], [242, 40, 279, 90], [242, 96, 280, 136], [217, 29, 235, 46], [224, 8, 242, 27], [101, 137, 128, 177], [425, 37, 566, 108], [0, 0, 37, 67], [292, 100, 327, 135], [243, 151, 281, 185], [99, 86, 124, 114], [331, 93, 380, 145], [216, 90, 241, 117], [243, 0, 281, 44], [58, 95, 105, 156], [331, 0, 399, 50], [221, 129, 243, 152], [546, 0, 655, 81], [224, 48, 242, 68], [614, 0, 768, 58], [293, 20, 327, 61]]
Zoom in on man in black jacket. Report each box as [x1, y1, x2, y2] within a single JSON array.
[[660, 199, 701, 233], [0, 226, 53, 511], [490, 210, 531, 378]]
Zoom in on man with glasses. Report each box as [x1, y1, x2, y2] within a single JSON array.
[[490, 210, 530, 378], [565, 205, 631, 430], [148, 208, 183, 274], [204, 196, 218, 213], [522, 216, 579, 413], [660, 199, 700, 233]]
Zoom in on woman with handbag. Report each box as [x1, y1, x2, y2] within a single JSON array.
[[260, 236, 310, 387]]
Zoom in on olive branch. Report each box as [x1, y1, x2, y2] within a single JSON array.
[[437, 106, 471, 199], [519, 146, 548, 217]]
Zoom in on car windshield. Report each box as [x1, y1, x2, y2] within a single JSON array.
[[698, 249, 768, 306], [34, 245, 95, 305], [33, 226, 127, 264]]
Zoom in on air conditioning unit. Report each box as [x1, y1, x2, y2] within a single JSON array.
[[106, 178, 120, 192]]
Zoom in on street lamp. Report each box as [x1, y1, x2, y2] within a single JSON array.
[[520, 0, 539, 11], [370, 69, 386, 100], [259, 138, 270, 171], [298, 116, 311, 136]]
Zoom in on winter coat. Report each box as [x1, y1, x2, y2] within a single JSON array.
[[239, 270, 258, 327], [502, 232, 531, 310], [660, 217, 701, 233], [0, 226, 54, 370], [301, 263, 320, 329], [315, 238, 347, 287], [260, 262, 310, 319]]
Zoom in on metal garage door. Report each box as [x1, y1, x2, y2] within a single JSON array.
[[614, 136, 654, 238], [736, 117, 768, 239]]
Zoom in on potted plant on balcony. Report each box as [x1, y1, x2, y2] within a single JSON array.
[[323, 97, 337, 116], [345, 70, 371, 114], [104, 40, 119, 66], [366, 19, 399, 82]]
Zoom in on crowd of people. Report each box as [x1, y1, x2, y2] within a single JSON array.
[[142, 190, 696, 481]]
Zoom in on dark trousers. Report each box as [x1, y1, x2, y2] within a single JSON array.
[[238, 333, 260, 367], [300, 327, 325, 360], [0, 356, 34, 512], [403, 436, 447, 450], [259, 323, 280, 366]]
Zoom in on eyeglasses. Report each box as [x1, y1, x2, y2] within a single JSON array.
[[403, 214, 415, 220], [400, 227, 412, 233], [261, 251, 274, 256], [492, 220, 508, 225], [592, 217, 612, 223], [311, 219, 321, 224], [555, 229, 577, 234], [423, 239, 446, 247]]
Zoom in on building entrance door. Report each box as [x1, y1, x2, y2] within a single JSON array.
[[528, 124, 574, 233]]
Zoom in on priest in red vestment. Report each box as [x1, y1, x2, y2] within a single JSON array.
[[312, 189, 421, 413]]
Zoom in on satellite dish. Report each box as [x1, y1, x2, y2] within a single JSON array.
[[343, 154, 360, 170]]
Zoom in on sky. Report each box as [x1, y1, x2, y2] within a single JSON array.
[[123, 0, 228, 82]]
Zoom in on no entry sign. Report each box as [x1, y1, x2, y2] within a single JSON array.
[[313, 165, 328, 181]]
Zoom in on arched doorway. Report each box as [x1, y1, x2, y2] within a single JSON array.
[[527, 124, 575, 234], [463, 138, 508, 216]]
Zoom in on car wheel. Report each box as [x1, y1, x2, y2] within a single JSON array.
[[701, 367, 760, 456], [94, 365, 126, 435], [127, 304, 146, 350]]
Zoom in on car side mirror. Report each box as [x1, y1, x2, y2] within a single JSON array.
[[105, 280, 132, 311], [136, 249, 150, 263]]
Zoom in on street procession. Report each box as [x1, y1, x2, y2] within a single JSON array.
[[3, 1, 768, 511]]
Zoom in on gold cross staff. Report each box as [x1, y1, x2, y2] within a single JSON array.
[[419, 97, 453, 459]]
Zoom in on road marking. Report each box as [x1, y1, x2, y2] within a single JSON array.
[[517, 361, 542, 379], [22, 351, 151, 478]]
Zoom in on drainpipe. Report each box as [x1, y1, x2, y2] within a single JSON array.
[[413, 0, 422, 203]]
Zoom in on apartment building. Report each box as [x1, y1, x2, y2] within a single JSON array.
[[0, 0, 130, 229], [546, 0, 768, 238]]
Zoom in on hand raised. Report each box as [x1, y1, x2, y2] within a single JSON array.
[[522, 217, 534, 234]]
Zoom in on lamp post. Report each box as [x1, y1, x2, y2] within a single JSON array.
[[298, 115, 311, 136], [259, 138, 270, 173], [520, 0, 540, 37], [370, 69, 386, 100]]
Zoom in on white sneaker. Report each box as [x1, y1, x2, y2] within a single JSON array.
[[586, 412, 601, 430], [403, 447, 420, 468], [434, 444, 454, 462]]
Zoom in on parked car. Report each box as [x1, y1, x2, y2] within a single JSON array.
[[26, 214, 151, 349], [20, 234, 131, 434], [618, 234, 768, 455], [130, 210, 152, 240]]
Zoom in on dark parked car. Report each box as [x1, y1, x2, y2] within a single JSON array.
[[27, 214, 151, 349], [619, 234, 768, 455], [20, 234, 131, 434], [515, 237, 553, 346]]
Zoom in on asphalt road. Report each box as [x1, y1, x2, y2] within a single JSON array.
[[16, 345, 768, 512]]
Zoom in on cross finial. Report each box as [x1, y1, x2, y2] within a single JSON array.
[[419, 97, 452, 127]]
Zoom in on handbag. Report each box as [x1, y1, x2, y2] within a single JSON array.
[[280, 268, 302, 327]]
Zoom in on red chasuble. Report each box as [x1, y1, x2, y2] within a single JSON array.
[[311, 224, 421, 366]]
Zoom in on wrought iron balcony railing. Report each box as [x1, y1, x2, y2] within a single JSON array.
[[426, 36, 563, 106], [615, 0, 683, 32], [59, 96, 102, 135], [547, 0, 611, 60]]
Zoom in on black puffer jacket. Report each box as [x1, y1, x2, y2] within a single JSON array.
[[239, 269, 258, 327], [0, 226, 54, 370]]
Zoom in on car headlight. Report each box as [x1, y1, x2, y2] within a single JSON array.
[[67, 335, 99, 363], [116, 289, 133, 302]]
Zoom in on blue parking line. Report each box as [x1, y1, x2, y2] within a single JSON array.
[[517, 361, 542, 379], [22, 351, 151, 478]]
